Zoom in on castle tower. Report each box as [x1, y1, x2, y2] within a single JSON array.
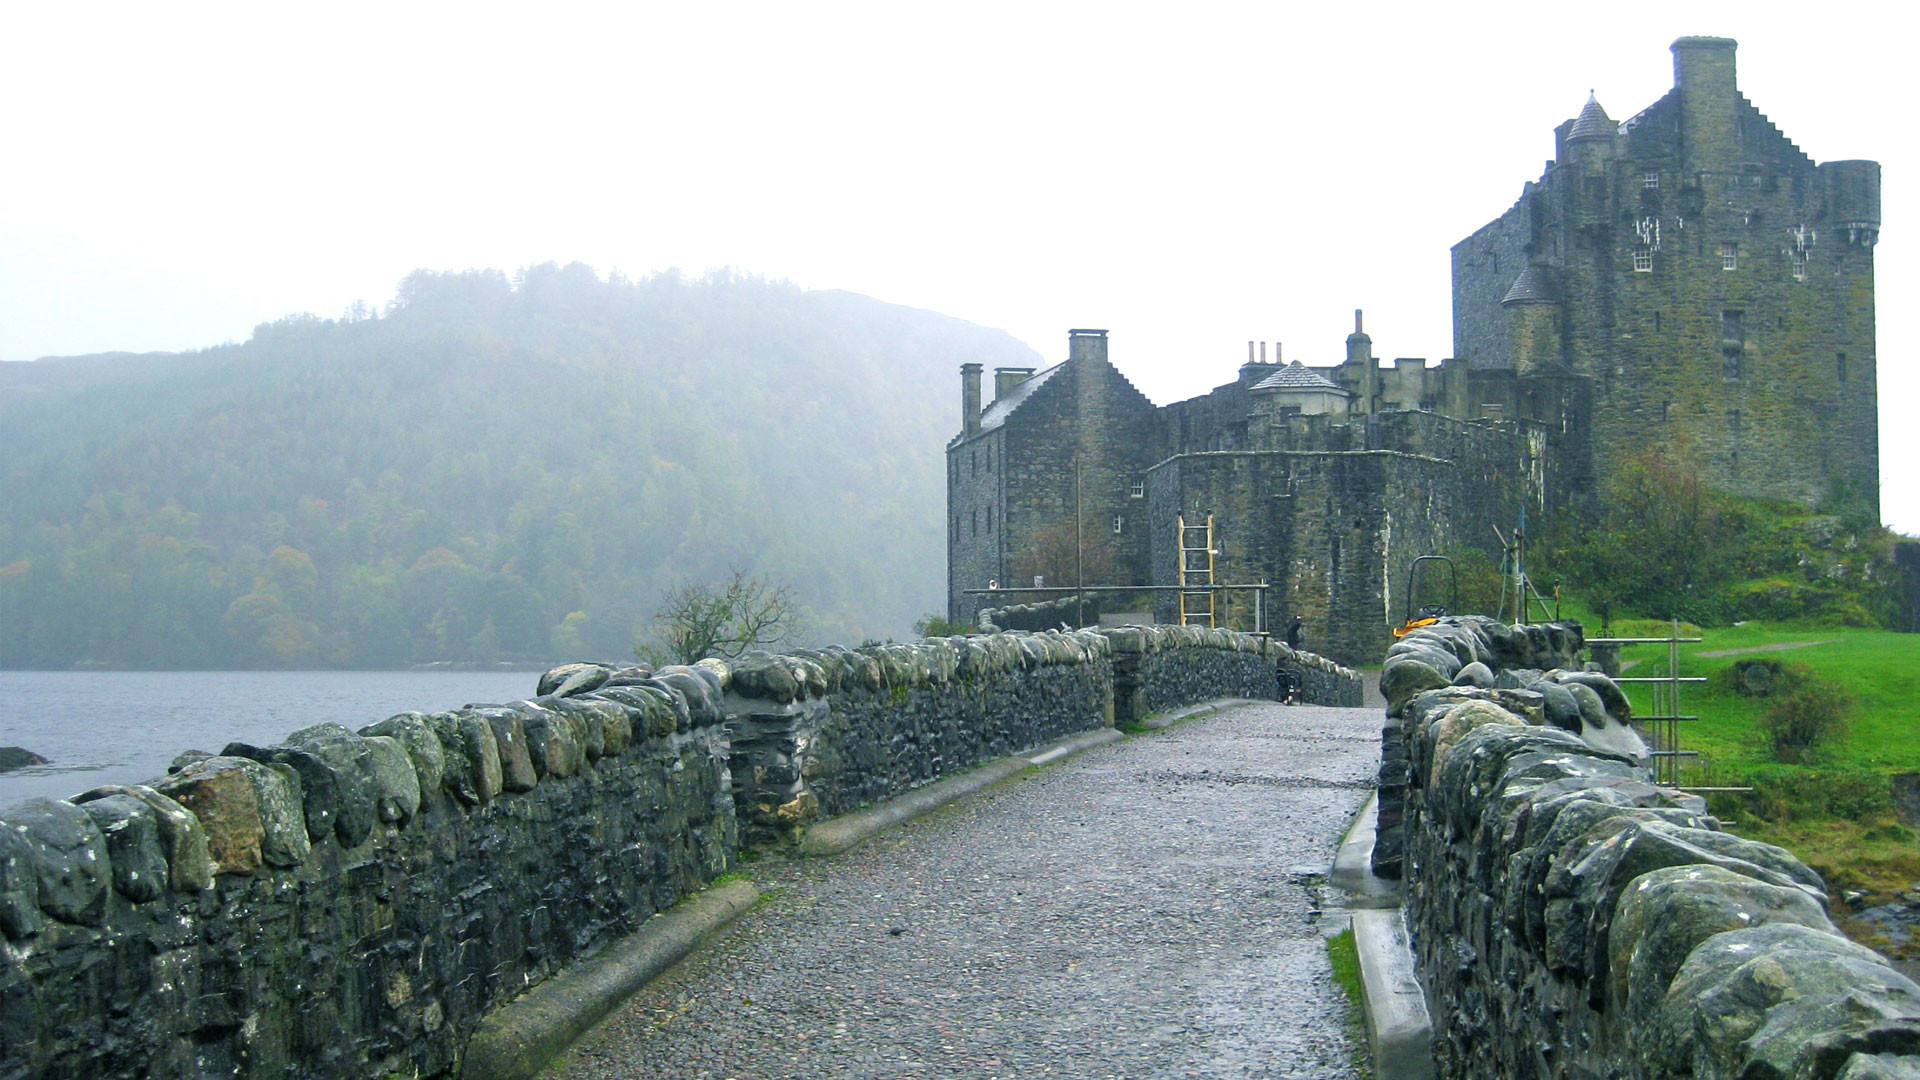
[[1451, 37, 1880, 519], [1340, 310, 1378, 413]]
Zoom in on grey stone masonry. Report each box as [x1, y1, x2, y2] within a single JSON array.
[[0, 628, 1358, 1079], [1376, 616, 1920, 1079]]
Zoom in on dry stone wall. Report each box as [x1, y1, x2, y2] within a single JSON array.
[[1, 628, 1358, 1079], [1381, 617, 1920, 1079]]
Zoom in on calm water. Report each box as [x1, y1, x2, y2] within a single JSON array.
[[0, 670, 541, 807]]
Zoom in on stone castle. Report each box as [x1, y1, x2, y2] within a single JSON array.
[[946, 37, 1881, 664]]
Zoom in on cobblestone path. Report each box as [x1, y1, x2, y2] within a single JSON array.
[[555, 701, 1381, 1080]]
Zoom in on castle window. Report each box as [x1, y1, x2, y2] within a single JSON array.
[[970, 510, 977, 537], [1728, 409, 1741, 434], [1654, 311, 1662, 332], [1642, 172, 1660, 189], [1838, 352, 1848, 383], [1112, 515, 1125, 535], [1792, 249, 1809, 281], [970, 449, 977, 478], [953, 516, 961, 541], [1130, 480, 1145, 499], [1721, 310, 1744, 379], [1661, 400, 1672, 422], [1724, 352, 1743, 379], [1721, 243, 1738, 270], [987, 507, 994, 534], [1633, 249, 1653, 272]]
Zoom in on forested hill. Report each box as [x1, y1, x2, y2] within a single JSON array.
[[0, 265, 1040, 669]]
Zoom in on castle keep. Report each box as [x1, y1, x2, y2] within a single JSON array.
[[1455, 35, 1879, 514], [947, 37, 1880, 664]]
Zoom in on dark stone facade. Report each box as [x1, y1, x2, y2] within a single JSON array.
[[0, 678, 734, 1080], [1376, 618, 1920, 1079], [949, 38, 1882, 665], [1454, 36, 1880, 516], [1, 632, 1358, 1078]]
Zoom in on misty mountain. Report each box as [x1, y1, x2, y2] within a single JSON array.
[[0, 265, 1038, 668]]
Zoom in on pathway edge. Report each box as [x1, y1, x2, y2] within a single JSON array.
[[461, 879, 761, 1080]]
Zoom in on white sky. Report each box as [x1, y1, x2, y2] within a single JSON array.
[[2, 1, 1912, 530]]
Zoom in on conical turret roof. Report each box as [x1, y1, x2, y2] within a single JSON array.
[[1501, 264, 1562, 304], [1568, 92, 1616, 140]]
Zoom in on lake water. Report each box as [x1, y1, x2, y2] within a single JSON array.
[[0, 670, 543, 807]]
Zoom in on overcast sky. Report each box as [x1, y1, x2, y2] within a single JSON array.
[[3, 1, 1911, 530]]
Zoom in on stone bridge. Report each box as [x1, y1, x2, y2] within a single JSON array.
[[0, 626, 1376, 1079], [11, 617, 1919, 1079]]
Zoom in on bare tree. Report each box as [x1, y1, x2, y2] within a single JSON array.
[[1010, 522, 1117, 588], [637, 569, 798, 664]]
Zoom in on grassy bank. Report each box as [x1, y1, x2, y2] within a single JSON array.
[[1608, 621, 1920, 914]]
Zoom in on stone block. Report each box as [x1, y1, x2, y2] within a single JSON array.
[[76, 792, 168, 903], [10, 797, 111, 925], [426, 710, 504, 805], [361, 712, 448, 809]]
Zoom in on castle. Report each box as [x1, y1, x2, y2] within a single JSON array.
[[947, 37, 1880, 664]]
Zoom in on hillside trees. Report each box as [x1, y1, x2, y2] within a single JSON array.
[[0, 266, 1043, 668], [1544, 442, 1904, 627]]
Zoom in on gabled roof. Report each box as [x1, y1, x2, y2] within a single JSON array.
[[1568, 93, 1616, 140], [1251, 361, 1345, 392], [978, 362, 1063, 432]]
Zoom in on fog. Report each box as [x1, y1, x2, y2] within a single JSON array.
[[2, 1, 1910, 527]]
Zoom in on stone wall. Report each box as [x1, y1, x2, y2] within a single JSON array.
[[1105, 623, 1361, 721], [0, 628, 1358, 1078], [0, 667, 736, 1080], [720, 633, 1115, 844], [1380, 617, 1920, 1079]]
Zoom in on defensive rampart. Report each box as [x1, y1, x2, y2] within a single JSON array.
[[0, 627, 1357, 1079], [1379, 617, 1920, 1079]]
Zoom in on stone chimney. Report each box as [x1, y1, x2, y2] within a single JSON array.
[[1343, 310, 1377, 413], [994, 366, 1036, 400], [1672, 36, 1739, 171], [1068, 328, 1108, 364], [961, 363, 983, 438]]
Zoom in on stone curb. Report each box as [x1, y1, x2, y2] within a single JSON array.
[[1352, 907, 1436, 1080], [799, 727, 1127, 857], [1139, 697, 1259, 730], [461, 879, 761, 1080], [1331, 793, 1433, 1080], [1329, 793, 1400, 909]]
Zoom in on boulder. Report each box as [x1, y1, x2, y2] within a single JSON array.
[[1663, 924, 1920, 1080], [156, 756, 311, 873], [360, 735, 422, 826], [75, 792, 168, 903], [0, 824, 42, 938], [424, 710, 503, 806], [8, 797, 111, 925], [360, 712, 447, 809], [0, 746, 49, 772]]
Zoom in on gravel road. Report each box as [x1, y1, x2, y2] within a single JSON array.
[[554, 701, 1382, 1080]]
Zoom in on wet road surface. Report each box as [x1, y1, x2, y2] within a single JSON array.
[[555, 700, 1381, 1080]]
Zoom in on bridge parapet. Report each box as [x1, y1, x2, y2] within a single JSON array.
[[0, 628, 1358, 1079], [1381, 617, 1920, 1079]]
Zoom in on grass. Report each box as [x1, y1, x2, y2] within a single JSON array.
[[1603, 619, 1920, 905], [1325, 926, 1372, 1072]]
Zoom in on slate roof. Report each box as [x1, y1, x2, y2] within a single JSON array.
[[1569, 93, 1616, 140], [1251, 361, 1345, 392], [1502, 264, 1562, 304], [978, 362, 1063, 432]]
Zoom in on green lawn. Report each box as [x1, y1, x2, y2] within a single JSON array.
[[1601, 620, 1920, 907], [1611, 622, 1920, 775]]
